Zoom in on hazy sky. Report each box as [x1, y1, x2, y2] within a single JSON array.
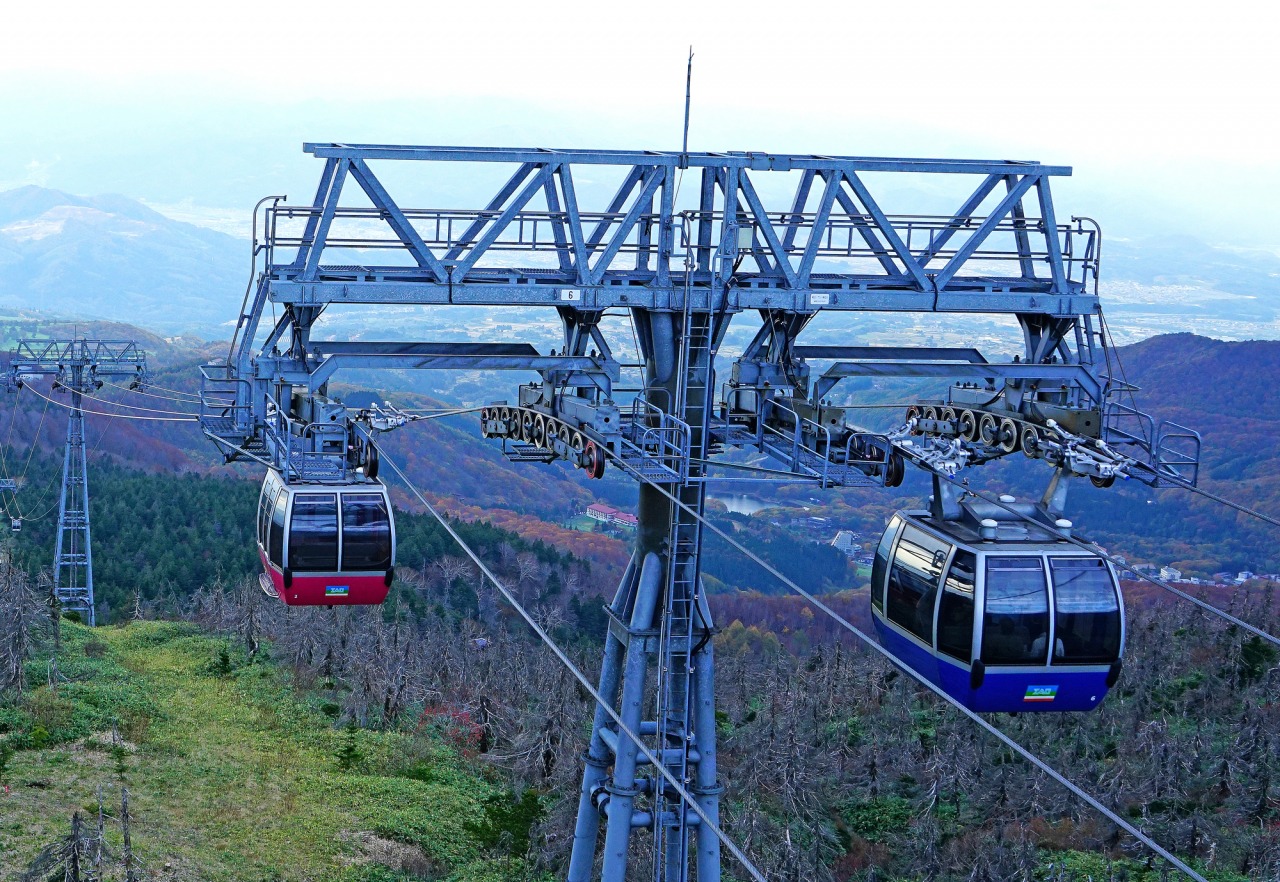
[[4, 0, 1278, 247]]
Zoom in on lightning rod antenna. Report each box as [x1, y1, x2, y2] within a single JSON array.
[[681, 46, 694, 161]]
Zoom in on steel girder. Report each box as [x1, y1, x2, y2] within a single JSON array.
[[248, 144, 1097, 333]]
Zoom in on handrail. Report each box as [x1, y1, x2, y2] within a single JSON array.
[[262, 202, 1099, 285]]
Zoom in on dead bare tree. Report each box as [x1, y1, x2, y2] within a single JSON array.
[[0, 560, 44, 695], [19, 811, 107, 882]]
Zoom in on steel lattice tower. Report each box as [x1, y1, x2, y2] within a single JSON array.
[[52, 370, 93, 622], [200, 143, 1199, 881], [7, 340, 149, 625]]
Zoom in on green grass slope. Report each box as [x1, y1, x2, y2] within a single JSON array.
[[0, 621, 547, 882]]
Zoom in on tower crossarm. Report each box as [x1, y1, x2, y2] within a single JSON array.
[[7, 339, 149, 392], [249, 143, 1096, 322]]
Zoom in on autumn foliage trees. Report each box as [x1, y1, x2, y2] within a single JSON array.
[[162, 545, 1280, 882]]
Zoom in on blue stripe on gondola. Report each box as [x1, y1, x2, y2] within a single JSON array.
[[873, 614, 1112, 713]]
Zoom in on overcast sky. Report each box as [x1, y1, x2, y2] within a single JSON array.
[[3, 0, 1277, 247]]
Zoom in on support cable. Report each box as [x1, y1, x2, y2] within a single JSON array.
[[60, 392, 197, 418], [690, 456, 834, 481], [602, 448, 1211, 882], [0, 385, 24, 519], [0, 383, 25, 481], [100, 380, 202, 404], [1159, 475, 1280, 531], [368, 437, 771, 882], [18, 468, 68, 523], [918, 466, 1280, 651], [22, 384, 198, 422], [17, 393, 52, 483], [16, 415, 118, 524]]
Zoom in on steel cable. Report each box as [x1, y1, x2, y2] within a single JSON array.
[[0, 383, 24, 482], [22, 384, 199, 422], [58, 390, 197, 418], [601, 446, 1212, 882], [100, 379, 202, 404], [16, 414, 120, 523], [367, 434, 771, 882], [1160, 475, 1280, 531], [18, 393, 52, 482]]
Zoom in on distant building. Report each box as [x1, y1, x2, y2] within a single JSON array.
[[585, 503, 638, 530], [832, 530, 857, 553], [1159, 566, 1183, 582], [1236, 571, 1256, 584], [587, 503, 617, 523]]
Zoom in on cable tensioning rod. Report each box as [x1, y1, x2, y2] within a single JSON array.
[[22, 384, 199, 422], [367, 435, 770, 882], [603, 448, 1211, 882], [398, 406, 486, 420]]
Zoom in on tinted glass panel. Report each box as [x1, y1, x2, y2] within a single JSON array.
[[289, 493, 339, 572], [938, 550, 976, 661], [886, 525, 947, 643], [342, 493, 392, 571], [1050, 557, 1121, 664], [257, 481, 273, 548], [871, 515, 901, 612], [268, 488, 287, 567], [982, 557, 1049, 665]]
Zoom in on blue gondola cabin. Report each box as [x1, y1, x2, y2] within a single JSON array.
[[870, 500, 1124, 712]]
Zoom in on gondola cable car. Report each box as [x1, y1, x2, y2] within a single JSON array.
[[255, 467, 396, 606], [870, 481, 1124, 713]]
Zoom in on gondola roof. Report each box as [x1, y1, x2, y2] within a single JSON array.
[[906, 497, 1092, 548]]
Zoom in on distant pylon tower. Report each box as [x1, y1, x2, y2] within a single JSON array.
[[7, 340, 148, 625], [54, 367, 93, 623]]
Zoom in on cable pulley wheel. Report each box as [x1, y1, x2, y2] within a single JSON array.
[[958, 409, 977, 442], [520, 410, 533, 443], [533, 414, 546, 448], [1019, 425, 1040, 457], [1091, 474, 1116, 488], [558, 423, 572, 456], [922, 405, 938, 424], [977, 412, 998, 446], [940, 406, 956, 428], [584, 440, 605, 479], [364, 442, 379, 480], [905, 405, 923, 435], [997, 417, 1019, 454], [885, 451, 905, 488]]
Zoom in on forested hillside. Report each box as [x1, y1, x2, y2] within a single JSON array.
[[4, 558, 1276, 880]]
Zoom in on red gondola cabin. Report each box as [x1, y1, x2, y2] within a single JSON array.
[[256, 468, 396, 606]]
